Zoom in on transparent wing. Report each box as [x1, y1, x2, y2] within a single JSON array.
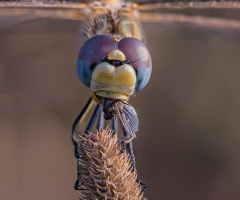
[[132, 1, 240, 40], [139, 12, 240, 40], [0, 1, 88, 20], [136, 1, 240, 10], [0, 0, 92, 40]]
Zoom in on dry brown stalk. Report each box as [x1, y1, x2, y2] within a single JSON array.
[[78, 128, 144, 200]]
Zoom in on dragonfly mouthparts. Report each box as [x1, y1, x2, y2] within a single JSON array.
[[90, 61, 136, 100]]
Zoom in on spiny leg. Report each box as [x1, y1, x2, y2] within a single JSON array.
[[72, 99, 101, 190], [112, 114, 118, 136], [74, 159, 85, 191], [126, 140, 136, 171], [122, 129, 148, 194], [74, 104, 101, 190], [84, 104, 101, 135], [72, 97, 93, 158], [123, 129, 136, 170], [136, 179, 148, 195], [127, 139, 148, 194], [97, 109, 104, 131], [72, 97, 93, 190]]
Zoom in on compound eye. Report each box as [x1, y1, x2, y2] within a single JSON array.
[[77, 35, 117, 87], [118, 38, 152, 91]]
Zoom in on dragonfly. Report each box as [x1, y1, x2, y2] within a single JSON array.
[[1, 0, 240, 192]]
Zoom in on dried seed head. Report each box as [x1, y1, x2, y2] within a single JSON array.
[[78, 128, 144, 200]]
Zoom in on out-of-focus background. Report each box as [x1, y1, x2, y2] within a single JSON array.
[[1, 4, 240, 200]]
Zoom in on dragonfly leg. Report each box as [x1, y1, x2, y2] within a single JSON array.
[[97, 109, 104, 131], [74, 158, 86, 190], [119, 137, 136, 171], [72, 99, 101, 191], [121, 139, 148, 194], [74, 105, 101, 191], [128, 140, 148, 194], [112, 114, 118, 136], [84, 104, 101, 135], [74, 177, 85, 190], [122, 129, 148, 193], [72, 97, 93, 158], [126, 141, 136, 171], [136, 179, 148, 195], [119, 130, 136, 168]]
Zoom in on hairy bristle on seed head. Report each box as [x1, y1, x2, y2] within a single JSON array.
[[78, 128, 144, 200]]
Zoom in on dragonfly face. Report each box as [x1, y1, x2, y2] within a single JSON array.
[[76, 34, 152, 100]]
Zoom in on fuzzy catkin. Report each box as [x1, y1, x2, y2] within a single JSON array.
[[78, 128, 144, 200]]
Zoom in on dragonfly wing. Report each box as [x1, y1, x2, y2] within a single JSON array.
[[139, 12, 240, 41], [136, 1, 240, 10], [0, 1, 89, 20]]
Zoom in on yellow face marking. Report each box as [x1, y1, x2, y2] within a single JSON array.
[[96, 91, 128, 100], [112, 37, 119, 42], [91, 62, 136, 97], [92, 62, 115, 83], [107, 50, 126, 61], [91, 62, 136, 86]]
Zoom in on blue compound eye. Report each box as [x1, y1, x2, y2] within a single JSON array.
[[77, 35, 117, 87], [118, 37, 152, 91]]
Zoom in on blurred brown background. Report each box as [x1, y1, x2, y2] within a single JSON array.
[[1, 8, 240, 200]]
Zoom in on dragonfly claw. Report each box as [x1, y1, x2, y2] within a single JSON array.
[[74, 179, 85, 191], [136, 179, 148, 195], [117, 140, 126, 155]]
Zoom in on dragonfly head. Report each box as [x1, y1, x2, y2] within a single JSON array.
[[91, 49, 136, 100], [76, 35, 152, 101]]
